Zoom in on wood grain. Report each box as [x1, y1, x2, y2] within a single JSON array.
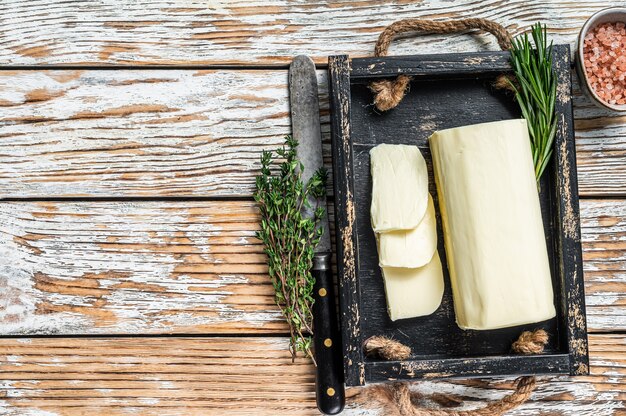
[[0, 199, 622, 336], [0, 0, 624, 66], [0, 200, 286, 335], [0, 70, 624, 198], [0, 335, 623, 416], [580, 199, 626, 332], [328, 54, 363, 386], [552, 45, 589, 376], [572, 75, 626, 197], [0, 1, 623, 413], [0, 70, 293, 198]]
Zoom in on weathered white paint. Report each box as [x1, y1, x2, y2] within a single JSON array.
[[0, 408, 58, 416], [0, 335, 622, 416], [580, 200, 626, 331], [572, 75, 626, 196], [0, 1, 623, 414], [0, 69, 623, 197], [0, 69, 296, 198], [0, 0, 624, 66], [0, 199, 622, 335], [0, 201, 285, 335]]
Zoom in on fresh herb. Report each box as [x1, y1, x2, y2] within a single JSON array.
[[254, 136, 327, 362], [509, 22, 557, 182]]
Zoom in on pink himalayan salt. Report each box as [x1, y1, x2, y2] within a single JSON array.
[[583, 22, 626, 106]]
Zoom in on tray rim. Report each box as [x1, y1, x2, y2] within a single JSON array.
[[328, 45, 589, 387]]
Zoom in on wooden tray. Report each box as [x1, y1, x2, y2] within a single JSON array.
[[328, 45, 589, 386]]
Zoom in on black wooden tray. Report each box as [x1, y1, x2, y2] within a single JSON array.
[[328, 45, 589, 386]]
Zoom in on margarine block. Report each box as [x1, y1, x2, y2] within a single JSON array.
[[370, 144, 428, 232], [429, 119, 556, 330], [382, 252, 444, 321], [378, 194, 437, 268]]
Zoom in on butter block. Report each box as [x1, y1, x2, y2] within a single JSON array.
[[378, 194, 437, 268], [370, 144, 428, 232], [382, 252, 444, 321], [429, 119, 556, 330]]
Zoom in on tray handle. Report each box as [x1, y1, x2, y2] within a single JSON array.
[[370, 18, 513, 111]]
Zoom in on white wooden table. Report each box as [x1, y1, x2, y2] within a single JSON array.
[[0, 1, 624, 415]]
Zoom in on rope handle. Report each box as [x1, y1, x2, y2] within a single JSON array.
[[370, 18, 513, 111]]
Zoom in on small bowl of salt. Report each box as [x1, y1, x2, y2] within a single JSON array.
[[576, 7, 626, 112]]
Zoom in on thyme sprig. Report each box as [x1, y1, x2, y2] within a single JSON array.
[[509, 22, 557, 182], [254, 136, 327, 362]]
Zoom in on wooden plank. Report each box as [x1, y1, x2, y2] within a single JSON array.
[[366, 355, 571, 382], [0, 335, 623, 415], [0, 69, 623, 198], [572, 72, 626, 197], [0, 200, 287, 335], [0, 199, 622, 336], [328, 54, 363, 386], [349, 52, 511, 79], [0, 0, 623, 66], [0, 337, 316, 416], [0, 70, 293, 198], [580, 199, 626, 332], [552, 45, 588, 376]]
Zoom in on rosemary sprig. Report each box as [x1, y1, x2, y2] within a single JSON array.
[[254, 136, 327, 362], [509, 22, 557, 182]]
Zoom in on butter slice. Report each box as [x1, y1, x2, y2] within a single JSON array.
[[382, 252, 444, 321], [370, 144, 428, 232], [378, 194, 437, 268], [429, 119, 556, 330]]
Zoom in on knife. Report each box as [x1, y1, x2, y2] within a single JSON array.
[[289, 55, 345, 415]]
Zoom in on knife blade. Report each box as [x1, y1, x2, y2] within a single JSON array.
[[289, 55, 345, 415], [289, 56, 331, 255]]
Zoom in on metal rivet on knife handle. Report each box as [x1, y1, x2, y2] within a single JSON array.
[[318, 288, 327, 297]]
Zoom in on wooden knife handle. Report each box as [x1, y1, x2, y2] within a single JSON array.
[[312, 253, 345, 415]]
